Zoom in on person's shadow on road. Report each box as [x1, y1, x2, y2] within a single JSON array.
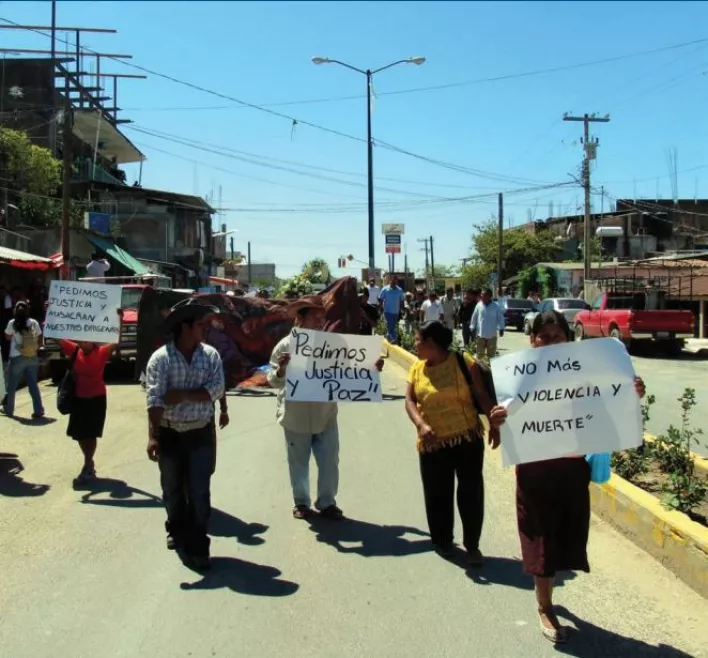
[[463, 556, 576, 590], [210, 509, 268, 546], [307, 517, 430, 557], [554, 606, 695, 657], [0, 452, 50, 497], [76, 478, 164, 507], [180, 557, 299, 598], [78, 478, 269, 546]]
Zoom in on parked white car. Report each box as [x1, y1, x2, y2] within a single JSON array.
[[523, 297, 591, 335]]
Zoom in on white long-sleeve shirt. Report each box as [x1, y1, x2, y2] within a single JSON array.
[[470, 301, 504, 339]]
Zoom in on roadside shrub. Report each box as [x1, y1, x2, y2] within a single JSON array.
[[611, 393, 655, 481], [655, 389, 708, 515]]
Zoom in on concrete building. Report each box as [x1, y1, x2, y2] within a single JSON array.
[[2, 56, 221, 287], [506, 198, 708, 264]]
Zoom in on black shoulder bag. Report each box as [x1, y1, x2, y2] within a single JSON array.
[[454, 351, 497, 414], [57, 347, 80, 416]]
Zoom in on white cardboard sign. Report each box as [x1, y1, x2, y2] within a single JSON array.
[[491, 338, 642, 466], [285, 328, 383, 402], [44, 280, 121, 344]]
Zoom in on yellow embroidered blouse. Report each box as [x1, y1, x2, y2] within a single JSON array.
[[407, 351, 482, 453]]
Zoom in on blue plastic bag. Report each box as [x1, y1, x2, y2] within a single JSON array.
[[586, 453, 611, 484]]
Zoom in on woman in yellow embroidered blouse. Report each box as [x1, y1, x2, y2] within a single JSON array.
[[405, 321, 498, 565]]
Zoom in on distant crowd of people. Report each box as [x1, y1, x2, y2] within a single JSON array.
[[358, 277, 507, 363]]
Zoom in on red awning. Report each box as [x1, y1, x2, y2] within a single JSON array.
[[0, 246, 60, 271]]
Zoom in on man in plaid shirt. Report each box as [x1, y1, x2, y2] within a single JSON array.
[[146, 299, 225, 571]]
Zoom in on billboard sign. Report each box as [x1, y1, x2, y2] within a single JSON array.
[[385, 233, 401, 254]]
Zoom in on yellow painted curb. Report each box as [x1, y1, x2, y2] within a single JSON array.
[[590, 474, 708, 599], [644, 433, 708, 479], [384, 340, 708, 597]]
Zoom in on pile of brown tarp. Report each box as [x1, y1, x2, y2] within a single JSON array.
[[135, 276, 367, 390]]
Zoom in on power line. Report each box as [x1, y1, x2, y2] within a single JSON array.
[[210, 182, 575, 214], [133, 141, 377, 202], [0, 16, 600, 186], [99, 36, 708, 111], [128, 125, 449, 200], [130, 124, 490, 190]]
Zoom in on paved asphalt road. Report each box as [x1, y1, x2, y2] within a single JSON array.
[[490, 329, 708, 457], [1, 366, 707, 658]]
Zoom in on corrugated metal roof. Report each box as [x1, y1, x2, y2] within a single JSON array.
[[0, 245, 52, 264]]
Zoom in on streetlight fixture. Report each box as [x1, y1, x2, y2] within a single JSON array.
[[312, 55, 425, 272]]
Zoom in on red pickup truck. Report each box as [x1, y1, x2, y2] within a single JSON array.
[[573, 292, 695, 355]]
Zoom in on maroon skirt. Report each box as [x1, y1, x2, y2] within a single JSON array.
[[515, 457, 591, 578]]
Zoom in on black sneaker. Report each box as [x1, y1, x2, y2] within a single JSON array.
[[73, 466, 96, 486], [467, 548, 484, 567], [434, 543, 456, 559]]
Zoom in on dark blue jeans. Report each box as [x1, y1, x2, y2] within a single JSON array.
[[384, 312, 399, 342], [157, 424, 215, 557]]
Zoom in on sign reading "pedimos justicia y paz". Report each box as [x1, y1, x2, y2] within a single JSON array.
[[44, 280, 122, 344], [491, 338, 642, 467], [285, 328, 383, 403]]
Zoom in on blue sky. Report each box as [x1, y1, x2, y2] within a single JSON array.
[[3, 1, 708, 278]]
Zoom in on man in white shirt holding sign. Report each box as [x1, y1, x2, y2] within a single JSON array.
[[268, 294, 383, 522]]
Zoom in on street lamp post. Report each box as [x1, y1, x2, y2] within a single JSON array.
[[312, 56, 425, 272]]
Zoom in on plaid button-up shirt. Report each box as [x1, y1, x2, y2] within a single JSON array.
[[146, 342, 225, 424]]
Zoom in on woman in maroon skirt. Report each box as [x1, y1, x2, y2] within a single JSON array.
[[489, 310, 645, 644]]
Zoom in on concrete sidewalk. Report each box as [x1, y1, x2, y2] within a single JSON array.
[[0, 370, 707, 657]]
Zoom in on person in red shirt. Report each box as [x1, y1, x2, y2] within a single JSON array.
[[59, 338, 118, 485]]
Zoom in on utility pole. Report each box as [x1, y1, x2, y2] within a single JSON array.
[[429, 235, 435, 290], [366, 70, 375, 272], [404, 252, 409, 291], [60, 80, 73, 281], [230, 236, 234, 260], [563, 112, 610, 282], [418, 237, 430, 289], [247, 241, 252, 288], [497, 193, 504, 297]]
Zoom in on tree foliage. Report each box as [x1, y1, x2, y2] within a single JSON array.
[[300, 258, 332, 284], [278, 275, 314, 298], [0, 127, 62, 226], [461, 221, 561, 289], [420, 263, 458, 278]]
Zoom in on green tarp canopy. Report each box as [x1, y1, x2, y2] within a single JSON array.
[[86, 234, 150, 276]]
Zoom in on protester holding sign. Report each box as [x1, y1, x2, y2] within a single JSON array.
[[3, 301, 44, 419], [59, 312, 121, 486], [488, 310, 645, 644], [404, 321, 498, 566], [268, 294, 384, 521], [44, 280, 121, 344]]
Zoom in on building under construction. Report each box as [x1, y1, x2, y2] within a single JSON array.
[[0, 12, 224, 286]]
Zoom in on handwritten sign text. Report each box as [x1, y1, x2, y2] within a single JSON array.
[[44, 280, 121, 344], [285, 328, 383, 402], [491, 338, 642, 466]]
